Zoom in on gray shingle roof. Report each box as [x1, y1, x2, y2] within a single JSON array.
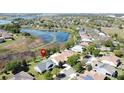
[[36, 59, 56, 72], [94, 63, 116, 74], [10, 71, 34, 80]]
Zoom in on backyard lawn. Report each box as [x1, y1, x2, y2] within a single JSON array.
[[28, 56, 44, 80]]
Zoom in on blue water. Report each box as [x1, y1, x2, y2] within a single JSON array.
[[0, 20, 11, 25], [20, 29, 69, 43], [9, 16, 36, 20]]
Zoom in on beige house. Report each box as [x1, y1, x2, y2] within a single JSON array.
[[50, 50, 74, 65], [77, 70, 106, 80], [99, 55, 121, 67]]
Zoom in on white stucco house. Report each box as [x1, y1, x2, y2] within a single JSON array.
[[71, 45, 83, 53]]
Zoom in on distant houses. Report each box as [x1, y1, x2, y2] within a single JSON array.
[[80, 42, 90, 47], [2, 32, 13, 39], [80, 34, 93, 42], [97, 46, 110, 52], [0, 29, 13, 43], [79, 28, 93, 43]]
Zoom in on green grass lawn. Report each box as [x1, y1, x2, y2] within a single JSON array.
[[0, 71, 13, 80], [102, 27, 124, 40], [0, 56, 44, 80], [27, 57, 45, 80]]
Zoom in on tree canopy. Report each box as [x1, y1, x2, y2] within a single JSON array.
[[67, 54, 80, 66], [51, 67, 60, 76], [74, 63, 85, 73], [114, 50, 123, 57], [86, 64, 92, 71], [0, 23, 21, 33], [5, 59, 29, 74], [43, 71, 53, 80]]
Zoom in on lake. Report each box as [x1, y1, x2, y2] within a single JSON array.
[[20, 29, 69, 43], [0, 20, 11, 25]]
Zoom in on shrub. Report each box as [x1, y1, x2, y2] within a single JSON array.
[[114, 50, 123, 57]]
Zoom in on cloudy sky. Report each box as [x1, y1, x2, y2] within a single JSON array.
[[0, 0, 124, 13]]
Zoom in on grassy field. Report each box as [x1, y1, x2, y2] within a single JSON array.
[[102, 27, 124, 40], [27, 56, 45, 80], [0, 56, 45, 80]]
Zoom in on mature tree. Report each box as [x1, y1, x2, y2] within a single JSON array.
[[43, 71, 53, 80], [114, 50, 123, 57], [110, 46, 115, 52], [86, 44, 100, 57], [114, 33, 118, 40], [87, 45, 95, 54], [2, 76, 6, 80], [0, 23, 21, 33], [22, 32, 31, 36], [104, 39, 113, 47], [74, 63, 85, 73], [5, 61, 19, 71], [65, 40, 74, 49], [46, 49, 51, 57], [92, 49, 100, 57], [67, 54, 80, 66], [104, 76, 111, 80], [117, 74, 124, 80], [5, 60, 29, 74], [81, 59, 87, 66], [114, 44, 120, 50], [118, 24, 123, 29], [86, 64, 92, 71], [51, 67, 60, 77]]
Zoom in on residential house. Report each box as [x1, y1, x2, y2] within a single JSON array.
[[77, 70, 106, 80], [98, 32, 106, 37], [93, 63, 117, 77], [2, 32, 13, 39], [94, 29, 100, 33], [0, 29, 13, 40], [59, 64, 77, 80], [86, 56, 98, 65], [79, 28, 86, 34], [80, 42, 90, 47], [0, 37, 5, 43], [10, 71, 35, 80], [112, 41, 120, 46], [97, 46, 110, 51], [99, 55, 121, 67], [71, 45, 83, 53], [50, 50, 74, 65], [34, 59, 56, 73], [80, 34, 93, 42]]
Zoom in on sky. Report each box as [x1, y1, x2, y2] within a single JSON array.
[[0, 0, 124, 13]]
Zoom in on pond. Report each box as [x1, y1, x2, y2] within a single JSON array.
[[20, 29, 69, 43]]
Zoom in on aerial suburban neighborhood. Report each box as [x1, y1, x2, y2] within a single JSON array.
[[0, 13, 124, 80]]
